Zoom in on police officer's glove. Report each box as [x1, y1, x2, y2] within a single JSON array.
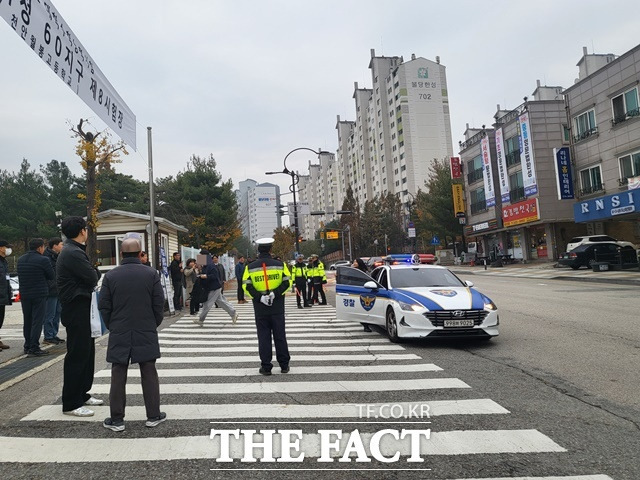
[[260, 295, 272, 306], [268, 292, 275, 305], [307, 279, 312, 284]]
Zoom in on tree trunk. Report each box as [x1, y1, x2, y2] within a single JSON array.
[[85, 160, 98, 266]]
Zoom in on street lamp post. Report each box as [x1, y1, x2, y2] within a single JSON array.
[[406, 191, 417, 253], [267, 147, 330, 257]]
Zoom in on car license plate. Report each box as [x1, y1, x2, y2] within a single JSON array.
[[444, 319, 474, 327]]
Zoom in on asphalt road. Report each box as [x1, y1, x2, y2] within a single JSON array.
[[0, 275, 637, 480]]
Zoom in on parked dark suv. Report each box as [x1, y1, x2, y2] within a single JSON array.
[[559, 243, 638, 270]]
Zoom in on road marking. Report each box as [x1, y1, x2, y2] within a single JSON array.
[[159, 331, 375, 338], [0, 429, 564, 462], [155, 353, 421, 364], [88, 378, 470, 395], [94, 363, 443, 378], [158, 338, 388, 345], [23, 399, 508, 422], [159, 345, 405, 353], [445, 477, 613, 480]]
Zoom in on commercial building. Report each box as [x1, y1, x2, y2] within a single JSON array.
[[235, 180, 281, 244], [460, 82, 578, 262], [565, 45, 640, 242]]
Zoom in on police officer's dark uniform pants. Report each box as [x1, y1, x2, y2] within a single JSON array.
[[306, 282, 314, 304], [295, 281, 308, 308], [256, 313, 290, 370], [312, 278, 326, 305], [61, 297, 95, 411], [110, 360, 161, 422]]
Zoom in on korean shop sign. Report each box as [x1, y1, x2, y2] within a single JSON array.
[[502, 198, 539, 227]]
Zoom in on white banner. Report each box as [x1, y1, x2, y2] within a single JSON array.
[[518, 112, 538, 196], [1, 0, 137, 149], [494, 127, 510, 203], [480, 135, 496, 208]]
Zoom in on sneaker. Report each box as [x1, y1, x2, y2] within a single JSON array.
[[232, 313, 239, 324], [84, 397, 104, 406], [145, 412, 167, 428], [281, 365, 290, 374], [43, 338, 60, 345], [103, 417, 125, 432], [63, 406, 94, 417], [0, 341, 10, 349], [259, 367, 272, 376], [27, 349, 50, 357], [54, 337, 66, 343], [192, 317, 204, 326]]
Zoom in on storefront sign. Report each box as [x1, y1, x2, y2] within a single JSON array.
[[480, 135, 496, 208], [573, 189, 640, 222], [450, 157, 461, 179], [518, 112, 538, 197], [452, 184, 465, 217], [1, 0, 137, 149], [502, 198, 539, 227], [464, 218, 499, 236], [553, 147, 574, 199], [495, 127, 510, 203]]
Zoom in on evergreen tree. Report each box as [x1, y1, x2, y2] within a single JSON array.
[[40, 160, 86, 217]]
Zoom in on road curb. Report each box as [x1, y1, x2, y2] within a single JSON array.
[[451, 269, 640, 286]]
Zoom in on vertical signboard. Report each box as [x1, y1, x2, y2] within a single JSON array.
[[494, 127, 510, 202], [518, 112, 538, 196], [450, 156, 461, 179], [0, 0, 137, 149], [480, 135, 496, 208], [553, 147, 574, 199], [452, 184, 465, 216]]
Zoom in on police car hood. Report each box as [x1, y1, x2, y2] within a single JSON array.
[[394, 286, 486, 311]]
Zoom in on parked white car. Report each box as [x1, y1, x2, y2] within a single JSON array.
[[329, 260, 351, 270], [566, 235, 635, 252]]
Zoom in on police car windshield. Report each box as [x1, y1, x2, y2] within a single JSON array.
[[391, 268, 465, 289]]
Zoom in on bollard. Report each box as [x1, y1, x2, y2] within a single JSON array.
[[484, 258, 487, 270]]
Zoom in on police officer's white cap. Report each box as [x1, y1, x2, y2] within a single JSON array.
[[256, 238, 275, 246], [310, 253, 318, 258]]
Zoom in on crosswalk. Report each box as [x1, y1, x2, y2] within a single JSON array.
[[3, 295, 613, 478]]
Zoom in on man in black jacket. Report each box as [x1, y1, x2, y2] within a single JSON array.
[[43, 237, 64, 345], [196, 250, 238, 326], [99, 237, 166, 432], [0, 240, 14, 351], [57, 216, 101, 417], [17, 238, 55, 357], [169, 252, 183, 311]]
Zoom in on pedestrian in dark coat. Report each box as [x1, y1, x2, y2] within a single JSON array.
[[0, 240, 14, 351], [43, 237, 64, 345], [57, 216, 101, 417], [98, 238, 166, 432], [17, 238, 55, 356], [235, 256, 246, 304]]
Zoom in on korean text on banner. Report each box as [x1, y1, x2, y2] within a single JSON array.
[[553, 147, 574, 199], [494, 128, 510, 202], [480, 135, 496, 208], [502, 198, 539, 228], [518, 112, 538, 196], [450, 157, 461, 179], [0, 0, 137, 149], [452, 184, 465, 217]]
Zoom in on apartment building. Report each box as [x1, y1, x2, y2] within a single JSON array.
[[235, 180, 281, 244], [565, 45, 640, 243]]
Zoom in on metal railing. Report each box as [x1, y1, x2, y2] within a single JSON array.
[[578, 183, 604, 196], [573, 126, 598, 143], [509, 186, 525, 203], [470, 200, 487, 215], [505, 150, 521, 167], [611, 108, 640, 127], [467, 169, 484, 184]]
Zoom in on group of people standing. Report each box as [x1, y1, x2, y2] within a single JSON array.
[[291, 253, 327, 308]]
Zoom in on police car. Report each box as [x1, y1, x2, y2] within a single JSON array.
[[335, 261, 499, 342]]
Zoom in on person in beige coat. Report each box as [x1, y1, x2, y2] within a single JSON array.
[[183, 258, 200, 315]]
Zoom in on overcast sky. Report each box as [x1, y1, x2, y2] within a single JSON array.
[[1, 0, 638, 198]]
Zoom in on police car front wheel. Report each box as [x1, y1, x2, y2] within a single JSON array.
[[386, 308, 401, 343]]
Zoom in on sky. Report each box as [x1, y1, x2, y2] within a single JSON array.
[[1, 0, 639, 199]]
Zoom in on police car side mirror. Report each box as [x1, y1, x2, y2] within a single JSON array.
[[364, 281, 379, 290], [465, 280, 474, 287]]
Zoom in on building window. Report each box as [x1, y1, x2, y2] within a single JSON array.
[[504, 135, 521, 167], [401, 165, 406, 171], [470, 188, 486, 214], [394, 168, 399, 174], [619, 150, 640, 185], [395, 181, 400, 186], [579, 165, 603, 196], [612, 87, 639, 126], [400, 153, 404, 159], [562, 124, 571, 144], [508, 171, 524, 202], [467, 155, 483, 184], [573, 109, 597, 142], [402, 177, 407, 184]]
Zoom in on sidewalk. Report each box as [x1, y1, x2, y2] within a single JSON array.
[[450, 261, 640, 286]]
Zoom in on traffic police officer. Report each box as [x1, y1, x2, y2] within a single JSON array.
[[242, 238, 292, 375], [309, 254, 327, 305], [291, 254, 311, 309]]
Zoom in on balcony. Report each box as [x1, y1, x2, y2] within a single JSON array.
[[618, 177, 629, 187], [470, 200, 488, 215], [578, 183, 604, 196], [467, 169, 484, 184], [573, 126, 598, 143], [611, 108, 640, 127], [509, 186, 525, 203], [505, 150, 521, 167]]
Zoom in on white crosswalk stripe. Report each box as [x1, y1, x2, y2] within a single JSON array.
[[6, 295, 610, 477]]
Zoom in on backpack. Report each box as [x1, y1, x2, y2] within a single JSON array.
[[190, 277, 207, 304]]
